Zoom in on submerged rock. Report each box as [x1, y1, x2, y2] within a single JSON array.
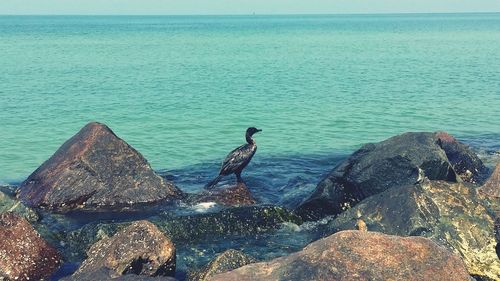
[[74, 220, 176, 278], [18, 122, 183, 211], [65, 206, 301, 260], [0, 189, 39, 222], [295, 132, 487, 220], [152, 205, 302, 242], [189, 183, 256, 207], [0, 213, 62, 281], [314, 180, 499, 280], [62, 267, 178, 281], [210, 230, 470, 281], [187, 249, 255, 281]]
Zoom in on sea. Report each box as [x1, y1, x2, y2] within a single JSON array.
[[0, 13, 499, 280]]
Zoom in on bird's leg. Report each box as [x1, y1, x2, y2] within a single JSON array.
[[236, 172, 243, 183]]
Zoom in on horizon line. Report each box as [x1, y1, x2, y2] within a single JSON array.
[[1, 11, 499, 17]]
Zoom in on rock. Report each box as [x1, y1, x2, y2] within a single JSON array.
[[496, 218, 500, 260], [18, 122, 183, 211], [479, 162, 500, 198], [295, 132, 487, 220], [75, 220, 176, 277], [189, 183, 256, 207], [0, 213, 62, 281], [62, 267, 178, 281], [210, 230, 470, 281], [187, 249, 255, 281], [314, 180, 499, 280], [152, 205, 303, 243], [0, 190, 39, 222]]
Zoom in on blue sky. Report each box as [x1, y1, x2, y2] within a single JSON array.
[[1, 0, 499, 15]]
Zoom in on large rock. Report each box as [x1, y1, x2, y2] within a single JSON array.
[[187, 249, 255, 281], [189, 183, 256, 207], [295, 132, 487, 220], [210, 230, 470, 281], [0, 213, 62, 281], [314, 180, 499, 280], [18, 122, 183, 211], [74, 220, 176, 278], [0, 189, 39, 222]]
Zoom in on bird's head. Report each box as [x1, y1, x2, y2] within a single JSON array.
[[246, 127, 262, 137]]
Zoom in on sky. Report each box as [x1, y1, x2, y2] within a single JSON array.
[[1, 0, 499, 15]]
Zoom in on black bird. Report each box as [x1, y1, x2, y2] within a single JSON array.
[[205, 127, 262, 189]]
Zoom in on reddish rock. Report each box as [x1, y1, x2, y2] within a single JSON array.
[[191, 183, 256, 207], [0, 212, 61, 281], [210, 230, 470, 281], [18, 122, 183, 211], [479, 162, 500, 198], [75, 220, 176, 277], [187, 249, 255, 281]]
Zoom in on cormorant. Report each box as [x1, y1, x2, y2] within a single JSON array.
[[205, 127, 262, 189]]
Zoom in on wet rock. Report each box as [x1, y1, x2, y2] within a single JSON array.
[[0, 213, 62, 281], [0, 190, 39, 222], [62, 267, 178, 281], [479, 162, 500, 198], [295, 132, 487, 220], [210, 230, 470, 281], [314, 180, 499, 280], [189, 183, 256, 207], [18, 122, 183, 211], [152, 205, 302, 242], [74, 220, 176, 278], [187, 249, 255, 281]]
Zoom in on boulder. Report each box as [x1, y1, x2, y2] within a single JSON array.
[[478, 162, 500, 198], [496, 218, 500, 259], [187, 249, 255, 281], [0, 213, 62, 281], [210, 230, 470, 281], [0, 190, 39, 222], [314, 180, 499, 280], [62, 267, 178, 281], [17, 122, 183, 211], [189, 183, 256, 207], [75, 220, 176, 277], [295, 132, 487, 220]]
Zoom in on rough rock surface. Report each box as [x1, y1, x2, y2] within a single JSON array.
[[315, 180, 499, 280], [18, 122, 182, 211], [75, 220, 176, 277], [295, 132, 487, 220], [0, 189, 39, 222], [65, 206, 301, 260], [62, 267, 178, 281], [188, 249, 255, 281], [479, 162, 500, 198], [0, 213, 61, 281], [189, 183, 256, 207], [210, 230, 470, 281]]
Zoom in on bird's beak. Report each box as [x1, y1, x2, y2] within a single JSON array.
[[257, 129, 262, 133]]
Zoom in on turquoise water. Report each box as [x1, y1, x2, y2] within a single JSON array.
[[1, 14, 500, 182]]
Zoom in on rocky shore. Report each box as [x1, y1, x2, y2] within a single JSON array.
[[1, 122, 498, 280]]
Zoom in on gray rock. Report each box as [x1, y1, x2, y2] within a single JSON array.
[[313, 180, 499, 280], [295, 132, 487, 220], [62, 267, 178, 281], [17, 122, 183, 211], [0, 189, 39, 222]]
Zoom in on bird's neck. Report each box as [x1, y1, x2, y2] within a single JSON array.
[[246, 134, 255, 144]]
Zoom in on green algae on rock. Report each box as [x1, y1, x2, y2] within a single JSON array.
[[0, 189, 39, 222]]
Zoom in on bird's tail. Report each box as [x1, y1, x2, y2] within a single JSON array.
[[204, 175, 223, 190]]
